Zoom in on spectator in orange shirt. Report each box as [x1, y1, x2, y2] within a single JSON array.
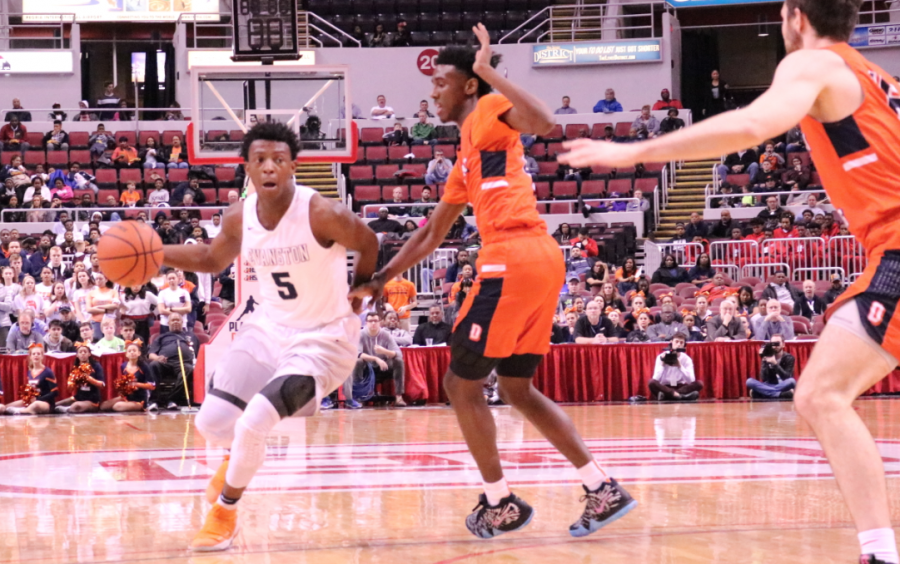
[[697, 271, 732, 302], [569, 228, 599, 258], [112, 137, 140, 169], [383, 274, 417, 332], [758, 140, 785, 169], [120, 181, 142, 207]]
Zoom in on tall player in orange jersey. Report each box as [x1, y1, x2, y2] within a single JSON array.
[[561, 1, 900, 562], [351, 24, 637, 539]]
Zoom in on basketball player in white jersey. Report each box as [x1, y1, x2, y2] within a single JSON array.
[[161, 122, 379, 551], [561, 1, 900, 561]]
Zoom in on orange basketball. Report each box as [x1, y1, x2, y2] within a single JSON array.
[[97, 221, 164, 287]]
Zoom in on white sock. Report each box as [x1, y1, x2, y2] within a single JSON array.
[[859, 529, 899, 563], [577, 459, 609, 491], [216, 493, 239, 512], [483, 478, 510, 506]]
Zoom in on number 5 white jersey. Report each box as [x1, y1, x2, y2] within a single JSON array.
[[242, 185, 354, 332]]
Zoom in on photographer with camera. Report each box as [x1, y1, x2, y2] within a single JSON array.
[[746, 334, 796, 399], [648, 333, 703, 401]]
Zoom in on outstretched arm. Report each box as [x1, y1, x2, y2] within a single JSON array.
[[350, 200, 467, 300], [559, 49, 843, 168], [471, 23, 555, 136], [162, 202, 243, 274], [309, 194, 380, 312]]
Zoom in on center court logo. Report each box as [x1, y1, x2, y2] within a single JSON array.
[[3, 438, 900, 498]]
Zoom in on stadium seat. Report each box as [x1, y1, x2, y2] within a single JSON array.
[[552, 181, 578, 199], [360, 127, 386, 146], [69, 150, 91, 166], [547, 202, 570, 214], [564, 124, 589, 140], [349, 165, 374, 184], [580, 180, 605, 198], [607, 178, 632, 195], [138, 131, 160, 146], [161, 130, 183, 146], [546, 142, 565, 158], [634, 178, 658, 194], [534, 181, 550, 200], [229, 130, 245, 142], [434, 144, 456, 160], [200, 208, 218, 220], [382, 185, 407, 201], [201, 188, 216, 203], [644, 162, 667, 173], [74, 189, 93, 202], [69, 132, 90, 149], [217, 188, 233, 202], [115, 131, 137, 146], [540, 124, 564, 143], [375, 164, 400, 184], [726, 173, 750, 186], [410, 144, 433, 161], [119, 168, 142, 188], [536, 160, 556, 180], [26, 132, 43, 148], [354, 185, 382, 204], [590, 123, 613, 139], [24, 151, 45, 167], [168, 168, 189, 183], [590, 165, 615, 178], [388, 145, 410, 163], [531, 142, 547, 160], [440, 12, 462, 31], [365, 145, 388, 163], [215, 167, 236, 187], [46, 150, 68, 167], [94, 169, 118, 188], [614, 122, 632, 137], [98, 188, 119, 203]]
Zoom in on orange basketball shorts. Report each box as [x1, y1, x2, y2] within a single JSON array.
[[452, 233, 565, 360]]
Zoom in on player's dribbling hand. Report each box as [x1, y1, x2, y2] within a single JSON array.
[[558, 139, 641, 169]]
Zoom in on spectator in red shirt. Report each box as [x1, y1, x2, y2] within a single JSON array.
[[773, 215, 799, 239], [820, 212, 840, 238], [569, 228, 599, 258], [651, 89, 683, 111], [745, 219, 766, 242], [0, 116, 29, 155]]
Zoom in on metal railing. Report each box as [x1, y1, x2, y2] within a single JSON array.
[[1, 205, 228, 223], [500, 2, 666, 44], [178, 12, 233, 50], [306, 12, 360, 47], [705, 189, 828, 208], [0, 13, 74, 50]]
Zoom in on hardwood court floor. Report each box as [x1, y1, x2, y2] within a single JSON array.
[[2, 400, 900, 564]]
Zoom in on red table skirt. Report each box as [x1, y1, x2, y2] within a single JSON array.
[[401, 342, 900, 404], [1, 353, 127, 403]]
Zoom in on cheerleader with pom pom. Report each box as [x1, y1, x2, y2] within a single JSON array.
[[6, 344, 57, 415], [100, 339, 154, 412], [54, 342, 105, 414]]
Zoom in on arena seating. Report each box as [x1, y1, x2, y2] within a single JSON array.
[[306, 0, 551, 46]]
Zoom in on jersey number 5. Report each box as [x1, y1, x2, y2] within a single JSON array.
[[272, 272, 298, 300]]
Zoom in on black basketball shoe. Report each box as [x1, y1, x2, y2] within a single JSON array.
[[465, 493, 535, 539], [860, 555, 894, 564], [569, 478, 638, 537]]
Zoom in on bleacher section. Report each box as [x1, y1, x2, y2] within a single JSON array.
[[305, 0, 551, 45]]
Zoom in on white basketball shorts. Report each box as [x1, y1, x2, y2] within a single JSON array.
[[208, 309, 360, 414]]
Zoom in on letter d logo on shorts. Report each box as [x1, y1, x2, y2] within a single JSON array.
[[469, 323, 483, 342], [868, 301, 886, 326]]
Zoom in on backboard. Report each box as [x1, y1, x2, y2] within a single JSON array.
[[188, 64, 358, 165]]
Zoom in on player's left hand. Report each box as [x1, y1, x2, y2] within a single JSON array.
[[558, 138, 641, 169], [472, 23, 493, 76]]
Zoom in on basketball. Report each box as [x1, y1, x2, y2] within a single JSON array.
[[96, 221, 164, 288]]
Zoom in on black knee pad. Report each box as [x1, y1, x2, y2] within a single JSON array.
[[261, 375, 316, 418], [450, 330, 500, 381]]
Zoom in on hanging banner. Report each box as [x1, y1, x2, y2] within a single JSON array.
[[533, 40, 662, 67], [23, 0, 219, 22], [849, 24, 900, 49]]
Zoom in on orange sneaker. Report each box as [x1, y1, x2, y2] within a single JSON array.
[[206, 456, 229, 504], [191, 504, 239, 552]]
